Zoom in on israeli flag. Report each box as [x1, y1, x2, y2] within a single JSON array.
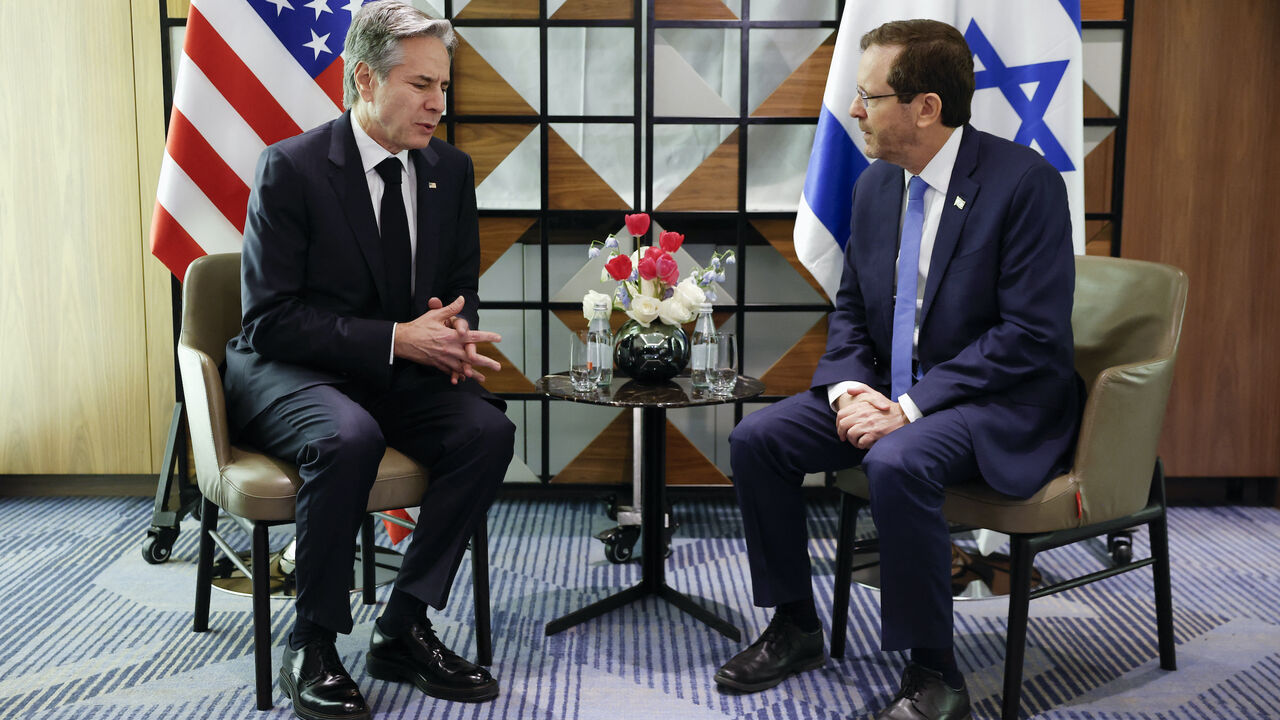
[[795, 0, 1085, 299]]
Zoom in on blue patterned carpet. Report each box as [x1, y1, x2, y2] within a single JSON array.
[[1, 495, 1278, 719]]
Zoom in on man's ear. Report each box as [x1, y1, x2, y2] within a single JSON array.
[[353, 61, 376, 102], [915, 92, 944, 129]]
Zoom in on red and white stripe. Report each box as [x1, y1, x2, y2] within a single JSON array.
[[151, 0, 347, 280]]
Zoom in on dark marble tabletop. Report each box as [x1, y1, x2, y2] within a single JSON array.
[[536, 373, 765, 409]]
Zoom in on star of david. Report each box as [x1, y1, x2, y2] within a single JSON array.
[[964, 21, 1074, 173]]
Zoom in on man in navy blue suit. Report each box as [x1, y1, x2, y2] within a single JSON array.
[[715, 19, 1082, 720], [222, 3, 514, 719]]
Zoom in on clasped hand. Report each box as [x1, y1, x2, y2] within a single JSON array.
[[835, 386, 907, 449], [393, 296, 502, 384]]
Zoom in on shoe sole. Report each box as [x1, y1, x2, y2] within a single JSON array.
[[278, 668, 372, 720], [713, 654, 826, 693], [366, 653, 500, 702]]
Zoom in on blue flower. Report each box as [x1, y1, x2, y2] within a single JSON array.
[[588, 246, 600, 259], [605, 236, 619, 249]]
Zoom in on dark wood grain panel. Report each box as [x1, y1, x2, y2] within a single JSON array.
[[750, 218, 831, 302], [1124, 0, 1280, 476], [452, 123, 536, 185], [456, 0, 539, 20], [1082, 0, 1124, 20], [551, 0, 633, 20], [478, 216, 536, 276], [547, 128, 629, 210], [452, 37, 536, 116], [759, 318, 828, 396], [655, 0, 737, 21]]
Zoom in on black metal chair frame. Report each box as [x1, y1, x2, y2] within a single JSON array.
[[831, 460, 1177, 720]]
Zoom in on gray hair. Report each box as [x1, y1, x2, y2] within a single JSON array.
[[342, 1, 457, 108]]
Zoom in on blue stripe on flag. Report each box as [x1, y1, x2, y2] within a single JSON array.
[[1057, 0, 1083, 36], [802, 107, 869, 252]]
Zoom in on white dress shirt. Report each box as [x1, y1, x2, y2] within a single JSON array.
[[827, 126, 963, 421], [350, 117, 419, 362]]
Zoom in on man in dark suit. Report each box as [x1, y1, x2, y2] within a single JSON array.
[[221, 3, 514, 719], [714, 19, 1082, 720]]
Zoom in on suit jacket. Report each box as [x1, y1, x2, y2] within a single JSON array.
[[812, 125, 1083, 497], [223, 111, 487, 434]]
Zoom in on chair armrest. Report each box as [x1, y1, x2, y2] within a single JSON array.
[[177, 343, 234, 493], [1071, 353, 1177, 524]]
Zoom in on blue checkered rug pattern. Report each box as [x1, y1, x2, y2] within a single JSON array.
[[1, 495, 1278, 719]]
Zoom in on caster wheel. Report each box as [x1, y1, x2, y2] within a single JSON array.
[[604, 540, 633, 563], [1107, 533, 1133, 565], [141, 535, 172, 564]]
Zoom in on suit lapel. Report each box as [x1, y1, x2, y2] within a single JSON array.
[[410, 141, 441, 317], [871, 168, 906, 339], [328, 111, 394, 314], [920, 125, 980, 325]]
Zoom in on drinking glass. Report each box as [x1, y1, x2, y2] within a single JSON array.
[[710, 332, 738, 396], [569, 330, 599, 392]]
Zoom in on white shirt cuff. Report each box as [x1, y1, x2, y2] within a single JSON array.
[[389, 323, 398, 364], [898, 392, 923, 422], [826, 381, 872, 410]]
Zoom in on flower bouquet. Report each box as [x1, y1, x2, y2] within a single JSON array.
[[582, 212, 734, 381]]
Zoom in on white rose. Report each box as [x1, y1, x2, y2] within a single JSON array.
[[672, 277, 706, 309], [658, 297, 694, 326], [627, 295, 661, 326], [582, 290, 612, 320]]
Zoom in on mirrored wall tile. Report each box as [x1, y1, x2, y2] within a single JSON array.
[[654, 30, 739, 117], [454, 124, 538, 186], [747, 29, 832, 115], [408, 0, 444, 18], [548, 28, 635, 116], [743, 311, 827, 395], [548, 125, 632, 209], [1083, 126, 1116, 214], [741, 241, 824, 305], [748, 0, 835, 22], [1083, 29, 1124, 117], [655, 0, 740, 21], [653, 125, 738, 211], [478, 217, 538, 300], [475, 309, 537, 393], [455, 27, 541, 113], [474, 126, 541, 209], [748, 218, 829, 303], [746, 123, 815, 213], [548, 402, 628, 481]]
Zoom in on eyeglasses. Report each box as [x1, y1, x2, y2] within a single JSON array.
[[855, 87, 923, 108]]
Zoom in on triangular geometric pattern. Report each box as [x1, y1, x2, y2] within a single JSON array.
[[475, 128, 541, 210], [453, 124, 537, 186], [747, 29, 832, 115], [551, 0, 632, 20], [551, 411, 729, 485], [752, 33, 835, 117], [654, 32, 738, 117], [1083, 81, 1117, 119], [1083, 127, 1116, 256], [452, 36, 536, 116], [547, 128, 629, 209], [408, 0, 443, 17], [454, 30, 540, 113], [476, 341, 536, 393], [455, 0, 539, 19], [657, 128, 739, 211], [750, 218, 830, 302], [478, 216, 537, 276], [758, 317, 828, 397], [549, 123, 635, 208], [655, 0, 737, 21]]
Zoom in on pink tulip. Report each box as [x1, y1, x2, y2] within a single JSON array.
[[624, 213, 650, 238], [637, 254, 658, 280], [656, 253, 680, 286], [659, 231, 684, 253]]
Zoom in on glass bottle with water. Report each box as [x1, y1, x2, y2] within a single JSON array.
[[588, 300, 613, 386], [690, 302, 715, 389]]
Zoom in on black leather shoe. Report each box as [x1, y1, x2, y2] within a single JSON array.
[[875, 663, 972, 720], [714, 614, 824, 692], [279, 641, 371, 720], [367, 619, 498, 702]]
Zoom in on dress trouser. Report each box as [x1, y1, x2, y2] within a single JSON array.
[[728, 388, 978, 650], [244, 368, 515, 635]]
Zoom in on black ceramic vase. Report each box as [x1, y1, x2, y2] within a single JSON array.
[[613, 319, 689, 381]]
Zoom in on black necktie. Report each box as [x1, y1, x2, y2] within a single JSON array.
[[374, 157, 412, 321]]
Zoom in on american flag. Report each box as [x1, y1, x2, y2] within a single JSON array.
[[150, 0, 364, 280], [155, 0, 423, 543]]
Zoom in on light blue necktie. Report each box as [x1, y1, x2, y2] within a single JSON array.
[[891, 175, 928, 401]]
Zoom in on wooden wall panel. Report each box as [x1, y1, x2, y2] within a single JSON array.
[[0, 0, 158, 473], [1123, 0, 1280, 476]]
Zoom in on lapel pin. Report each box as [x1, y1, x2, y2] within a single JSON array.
[[428, 181, 437, 189], [953, 196, 966, 210]]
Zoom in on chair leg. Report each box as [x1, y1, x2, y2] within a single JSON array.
[[1001, 535, 1035, 720], [193, 497, 218, 633], [471, 514, 493, 666], [361, 515, 377, 605], [1149, 461, 1177, 671], [830, 494, 861, 660], [252, 522, 273, 711]]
